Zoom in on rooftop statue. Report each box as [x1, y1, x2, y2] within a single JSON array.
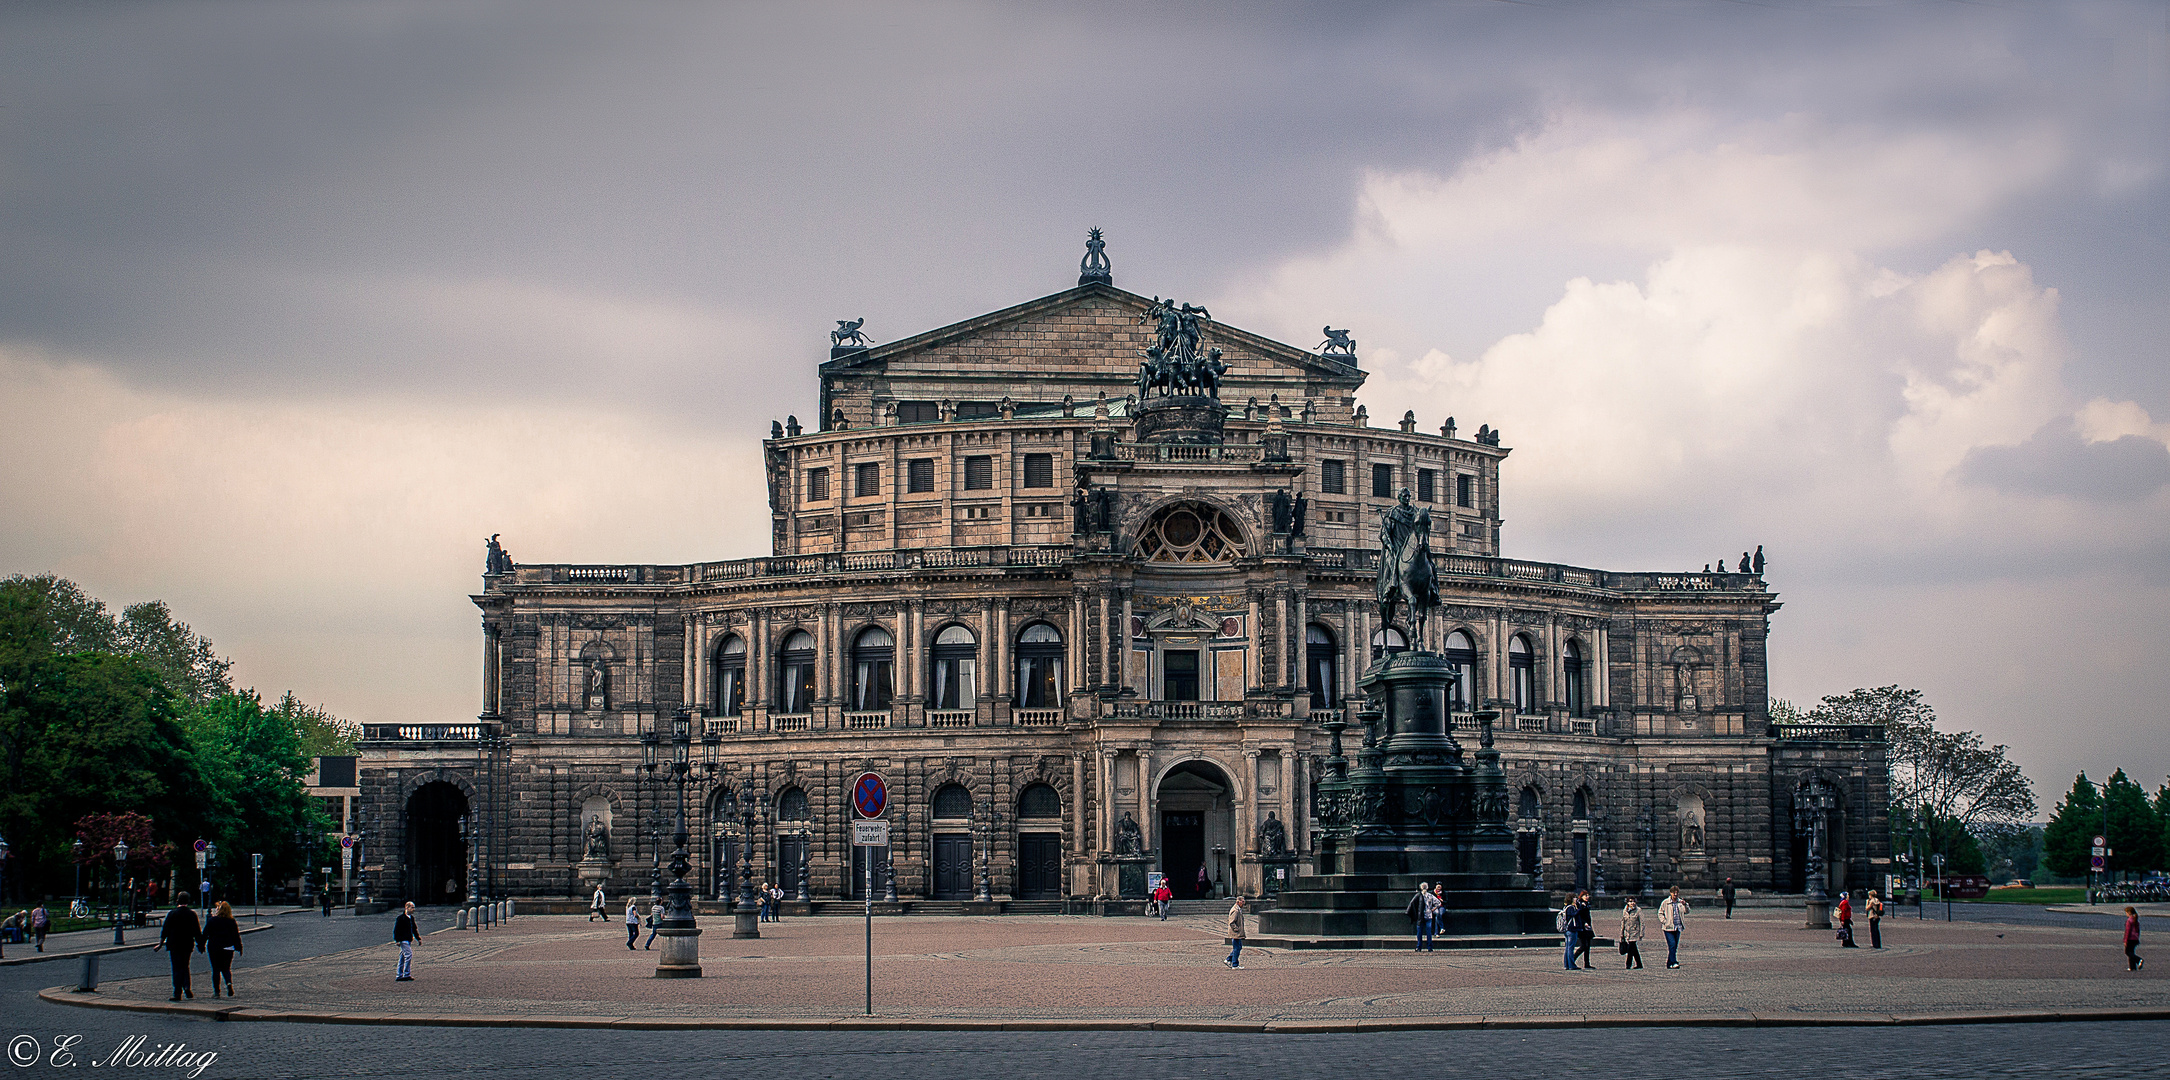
[[1078, 227, 1113, 286], [1135, 298, 1220, 399], [1376, 489, 1440, 645], [1319, 326, 1357, 356], [831, 318, 874, 348]]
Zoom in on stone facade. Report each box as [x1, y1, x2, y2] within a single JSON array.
[[359, 249, 1887, 906]]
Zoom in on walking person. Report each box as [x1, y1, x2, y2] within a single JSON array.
[[1866, 889, 1884, 949], [1837, 891, 1858, 947], [643, 899, 662, 949], [1573, 892, 1596, 969], [1412, 882, 1440, 952], [758, 882, 774, 923], [202, 901, 242, 998], [623, 897, 640, 950], [1197, 864, 1212, 900], [2127, 906, 2144, 971], [589, 886, 606, 922], [1659, 886, 1689, 969], [1152, 880, 1173, 920], [1223, 895, 1247, 969], [770, 882, 786, 923], [30, 904, 49, 952], [1721, 877, 1737, 919], [1620, 898, 1645, 969], [153, 893, 203, 1001], [319, 888, 333, 918], [392, 901, 418, 981]]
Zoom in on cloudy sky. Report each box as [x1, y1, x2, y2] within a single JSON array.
[[3, 1, 2164, 809]]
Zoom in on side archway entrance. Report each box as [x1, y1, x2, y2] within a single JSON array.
[[1157, 761, 1235, 899], [404, 781, 469, 905]]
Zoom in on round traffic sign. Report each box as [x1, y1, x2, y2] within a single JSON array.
[[852, 772, 888, 818], [193, 839, 208, 852], [339, 836, 355, 848], [2094, 835, 2107, 847]]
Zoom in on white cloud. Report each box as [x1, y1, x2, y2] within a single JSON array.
[[0, 349, 769, 723]]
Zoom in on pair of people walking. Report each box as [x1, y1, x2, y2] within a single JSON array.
[[1151, 881, 1174, 920], [154, 896, 241, 999], [1410, 882, 1444, 952], [1559, 891, 1595, 969]]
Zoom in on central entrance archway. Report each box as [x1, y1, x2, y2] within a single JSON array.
[[1157, 760, 1235, 899], [404, 781, 469, 905]]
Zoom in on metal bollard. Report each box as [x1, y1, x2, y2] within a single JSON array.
[[456, 907, 468, 930], [505, 898, 515, 920], [76, 954, 100, 992]]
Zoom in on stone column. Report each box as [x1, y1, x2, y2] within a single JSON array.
[[1098, 749, 1117, 859], [1246, 590, 1262, 693], [1098, 589, 1113, 691], [1119, 590, 1135, 695], [1292, 590, 1308, 699], [994, 598, 1011, 703], [1138, 748, 1155, 856], [1243, 748, 1261, 894], [1276, 588, 1291, 688]]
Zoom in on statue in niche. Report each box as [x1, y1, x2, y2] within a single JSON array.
[[1258, 811, 1288, 854], [1680, 807, 1705, 852], [1291, 493, 1307, 538], [1270, 489, 1292, 534], [584, 661, 609, 712], [1114, 812, 1144, 856], [1376, 489, 1440, 642], [583, 815, 610, 860]]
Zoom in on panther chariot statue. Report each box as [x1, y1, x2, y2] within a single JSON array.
[[1134, 298, 1225, 399]]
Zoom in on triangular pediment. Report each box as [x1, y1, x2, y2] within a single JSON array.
[[818, 283, 1363, 428]]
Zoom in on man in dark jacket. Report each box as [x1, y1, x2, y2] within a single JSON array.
[[155, 894, 203, 1001], [1721, 877, 1737, 918], [392, 901, 418, 981]]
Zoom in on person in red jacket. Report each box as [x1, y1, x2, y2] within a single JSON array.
[[2127, 906, 2143, 971], [1151, 880, 1173, 920]]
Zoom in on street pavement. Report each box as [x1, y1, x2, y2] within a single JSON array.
[[7, 906, 2168, 1078]]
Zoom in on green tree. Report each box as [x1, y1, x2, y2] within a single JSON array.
[[2043, 773, 2103, 880], [1977, 824, 2043, 883], [1806, 686, 2035, 870], [183, 691, 331, 888], [271, 691, 359, 758], [116, 601, 232, 706], [2103, 769, 2163, 876]]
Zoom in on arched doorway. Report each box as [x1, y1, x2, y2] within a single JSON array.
[[1157, 761, 1235, 899], [404, 781, 468, 905]]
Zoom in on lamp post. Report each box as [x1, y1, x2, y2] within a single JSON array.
[[72, 839, 84, 913], [111, 841, 128, 945], [795, 813, 815, 904], [0, 835, 9, 913], [655, 709, 719, 976], [638, 726, 663, 906], [461, 812, 479, 929], [1796, 782, 1837, 930], [974, 798, 1004, 903], [733, 777, 768, 939]]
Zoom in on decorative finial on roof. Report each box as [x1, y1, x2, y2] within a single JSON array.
[[1079, 228, 1113, 287]]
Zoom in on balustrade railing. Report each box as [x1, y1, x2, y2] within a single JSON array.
[[772, 714, 811, 733], [364, 724, 482, 741], [1306, 550, 1751, 592], [1515, 714, 1547, 733], [1013, 709, 1065, 726], [927, 710, 974, 728], [843, 711, 891, 730], [705, 717, 740, 735]]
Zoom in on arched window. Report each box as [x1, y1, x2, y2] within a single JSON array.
[[1134, 502, 1250, 563], [1518, 786, 1541, 820], [777, 788, 810, 821], [1018, 783, 1061, 819], [930, 624, 978, 710], [714, 634, 746, 716], [1572, 788, 1590, 820], [1369, 627, 1407, 664], [851, 626, 894, 711], [1508, 634, 1535, 714], [1306, 624, 1338, 709], [1562, 639, 1585, 718], [933, 783, 972, 820], [1016, 623, 1064, 709], [1444, 630, 1477, 713], [776, 631, 816, 713]]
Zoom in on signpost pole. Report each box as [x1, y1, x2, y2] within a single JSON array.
[[851, 816, 888, 1017]]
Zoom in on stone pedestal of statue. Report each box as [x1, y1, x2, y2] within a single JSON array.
[[576, 857, 611, 893], [1255, 651, 1557, 949], [1114, 856, 1150, 900], [653, 922, 701, 978], [1134, 395, 1227, 445]]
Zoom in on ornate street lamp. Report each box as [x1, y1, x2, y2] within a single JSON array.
[[639, 725, 663, 905], [654, 709, 718, 976], [795, 811, 816, 904], [1796, 781, 1838, 930], [732, 778, 769, 939], [111, 841, 129, 945], [973, 798, 1004, 903]]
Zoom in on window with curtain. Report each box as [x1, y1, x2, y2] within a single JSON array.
[[1369, 627, 1406, 663], [851, 626, 894, 710], [777, 630, 816, 713], [1563, 639, 1585, 718], [1306, 624, 1337, 709], [930, 623, 978, 710], [1444, 630, 1478, 713], [715, 634, 746, 716], [1015, 623, 1064, 709], [1509, 634, 1535, 713]]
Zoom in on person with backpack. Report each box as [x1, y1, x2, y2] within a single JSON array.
[[1659, 886, 1690, 968], [624, 897, 640, 950], [392, 901, 418, 981], [589, 886, 606, 922]]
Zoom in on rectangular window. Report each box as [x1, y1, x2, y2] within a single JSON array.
[[960, 505, 993, 520], [896, 401, 940, 424], [907, 458, 935, 493], [1457, 474, 1474, 508], [1320, 460, 1346, 494], [1372, 462, 1395, 498], [1022, 452, 1054, 488], [955, 401, 1000, 420], [854, 462, 880, 498], [806, 467, 829, 502], [1022, 503, 1052, 518], [964, 455, 993, 490], [1163, 650, 1200, 702], [1418, 468, 1436, 502]]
